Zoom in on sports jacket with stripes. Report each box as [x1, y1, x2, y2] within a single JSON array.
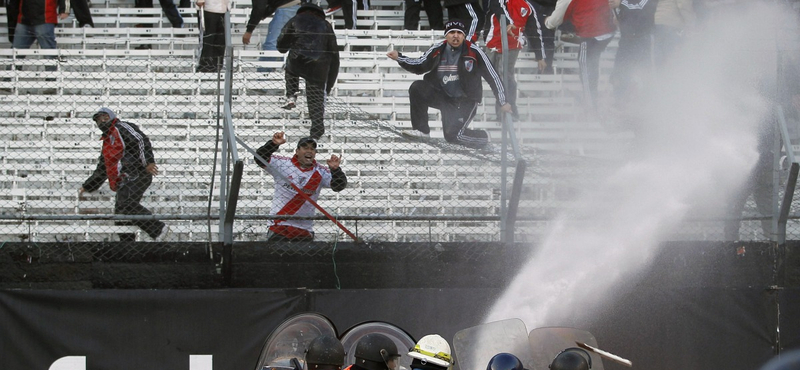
[[83, 119, 155, 192], [394, 40, 508, 106], [485, 0, 536, 52]]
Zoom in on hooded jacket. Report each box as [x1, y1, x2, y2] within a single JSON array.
[[82, 108, 156, 192], [277, 3, 340, 90], [394, 39, 508, 105]]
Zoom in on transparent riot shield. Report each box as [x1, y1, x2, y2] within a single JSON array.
[[254, 313, 339, 370], [527, 327, 604, 370], [452, 319, 534, 370], [340, 321, 416, 370]]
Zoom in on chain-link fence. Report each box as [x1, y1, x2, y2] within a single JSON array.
[[2, 0, 800, 245], [0, 51, 529, 243]]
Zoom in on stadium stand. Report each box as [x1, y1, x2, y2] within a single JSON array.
[[0, 0, 631, 242]]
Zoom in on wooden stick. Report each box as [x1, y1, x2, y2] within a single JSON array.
[[575, 342, 633, 367]]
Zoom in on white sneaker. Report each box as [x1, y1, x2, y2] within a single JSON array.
[[401, 130, 430, 139], [280, 96, 296, 110], [154, 225, 172, 242]]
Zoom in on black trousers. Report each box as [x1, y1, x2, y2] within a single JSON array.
[[286, 73, 327, 139], [71, 0, 94, 27], [266, 231, 315, 243], [611, 34, 652, 108], [578, 36, 612, 111], [115, 174, 165, 241], [409, 80, 488, 148], [341, 0, 370, 29], [404, 0, 443, 30], [197, 11, 225, 73], [135, 0, 184, 28]]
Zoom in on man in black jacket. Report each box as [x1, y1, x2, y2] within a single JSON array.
[[79, 108, 168, 242], [277, 2, 340, 140], [387, 20, 511, 149]]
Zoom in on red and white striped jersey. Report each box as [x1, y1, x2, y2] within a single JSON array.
[[267, 155, 334, 233]]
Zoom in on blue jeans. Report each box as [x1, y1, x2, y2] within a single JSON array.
[[258, 5, 299, 72], [13, 23, 57, 50], [13, 23, 57, 72]]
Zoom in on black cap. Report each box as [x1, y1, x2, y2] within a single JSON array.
[[297, 137, 318, 149], [444, 20, 466, 36]]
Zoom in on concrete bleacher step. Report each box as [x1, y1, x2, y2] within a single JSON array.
[[0, 8, 627, 241]]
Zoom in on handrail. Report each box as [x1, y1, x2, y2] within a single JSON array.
[[498, 16, 527, 244], [776, 104, 798, 244], [220, 12, 241, 246]]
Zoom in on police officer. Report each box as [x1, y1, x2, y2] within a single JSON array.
[[548, 348, 591, 370], [486, 353, 524, 370], [306, 335, 346, 370], [346, 333, 402, 370], [408, 334, 453, 370]]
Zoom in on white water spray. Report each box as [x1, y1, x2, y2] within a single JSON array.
[[487, 3, 796, 328]]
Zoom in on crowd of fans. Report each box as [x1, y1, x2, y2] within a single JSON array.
[[5, 0, 774, 122], [5, 0, 800, 242]]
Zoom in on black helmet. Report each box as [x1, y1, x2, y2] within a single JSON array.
[[354, 333, 401, 370], [549, 348, 591, 370], [306, 335, 346, 370], [486, 353, 524, 370]]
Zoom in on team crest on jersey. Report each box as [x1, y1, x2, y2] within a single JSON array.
[[464, 59, 474, 72], [521, 8, 529, 16]]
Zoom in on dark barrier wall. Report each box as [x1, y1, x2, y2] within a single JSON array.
[[0, 287, 797, 370], [1, 241, 799, 370]]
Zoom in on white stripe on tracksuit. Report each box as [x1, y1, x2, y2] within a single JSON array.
[[116, 121, 148, 167]]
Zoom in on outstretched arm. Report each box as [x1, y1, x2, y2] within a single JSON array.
[[327, 154, 347, 192], [255, 131, 286, 167]]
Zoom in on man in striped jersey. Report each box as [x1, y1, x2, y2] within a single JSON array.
[[387, 20, 512, 149], [80, 108, 168, 242], [255, 132, 347, 242]]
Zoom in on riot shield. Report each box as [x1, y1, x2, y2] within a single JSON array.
[[527, 327, 604, 370], [254, 313, 339, 370], [340, 321, 416, 370], [452, 319, 534, 370]]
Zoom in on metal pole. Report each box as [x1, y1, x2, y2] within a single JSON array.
[[219, 11, 240, 243], [777, 106, 798, 244], [499, 16, 510, 242]]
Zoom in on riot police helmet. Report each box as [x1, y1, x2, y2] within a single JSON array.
[[305, 335, 346, 370], [354, 333, 401, 370], [486, 353, 524, 370], [549, 348, 591, 370]]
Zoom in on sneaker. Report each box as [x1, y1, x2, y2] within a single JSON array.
[[324, 5, 342, 15], [154, 224, 172, 242], [401, 130, 430, 139], [280, 96, 296, 110]]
